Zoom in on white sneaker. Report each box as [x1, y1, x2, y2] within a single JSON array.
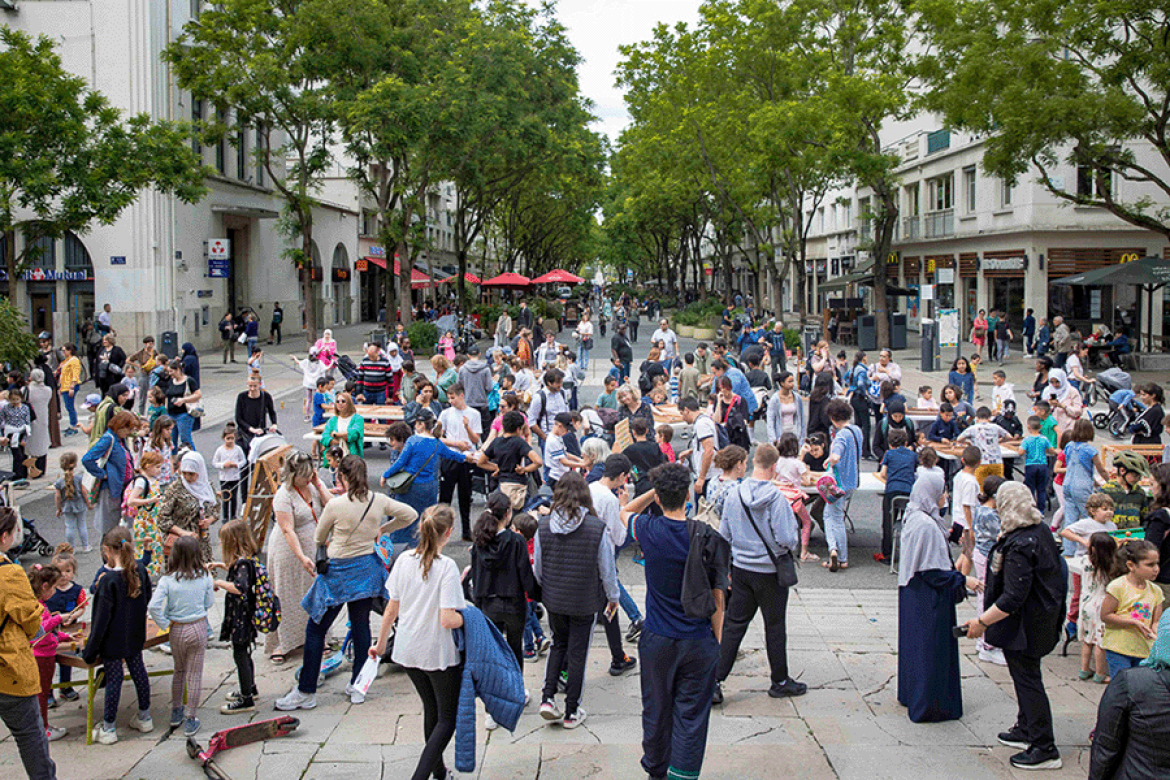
[[93, 724, 118, 745], [562, 708, 587, 729], [129, 712, 153, 733], [46, 726, 67, 742], [524, 689, 531, 707], [157, 643, 172, 655], [484, 713, 498, 731], [978, 646, 1008, 666], [344, 683, 366, 705], [275, 687, 317, 711]]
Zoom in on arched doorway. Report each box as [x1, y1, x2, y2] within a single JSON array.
[[332, 244, 350, 326], [64, 232, 95, 347]]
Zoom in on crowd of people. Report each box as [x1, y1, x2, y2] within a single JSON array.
[[1, 294, 1169, 780]]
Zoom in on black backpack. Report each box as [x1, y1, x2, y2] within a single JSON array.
[[680, 520, 731, 619]]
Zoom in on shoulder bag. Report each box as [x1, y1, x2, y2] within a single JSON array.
[[81, 435, 114, 505], [315, 496, 376, 575], [384, 439, 441, 495], [738, 485, 798, 588]]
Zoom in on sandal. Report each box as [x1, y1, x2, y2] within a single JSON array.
[[270, 654, 286, 666], [800, 552, 820, 562], [824, 552, 840, 572]]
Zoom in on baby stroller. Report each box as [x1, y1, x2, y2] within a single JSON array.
[[10, 517, 55, 560], [334, 354, 359, 383], [1095, 388, 1144, 437]]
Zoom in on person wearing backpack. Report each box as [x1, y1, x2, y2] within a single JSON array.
[[621, 462, 729, 780], [711, 444, 806, 705], [208, 521, 264, 715]]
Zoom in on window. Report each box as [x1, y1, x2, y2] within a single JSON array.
[[963, 166, 976, 212], [927, 173, 954, 212], [841, 202, 852, 229], [1077, 159, 1114, 201], [361, 210, 377, 237], [215, 109, 227, 174], [926, 129, 951, 155], [1001, 179, 1013, 207], [236, 126, 247, 180], [190, 0, 201, 17], [817, 207, 825, 233], [24, 230, 56, 267], [191, 98, 203, 156], [858, 197, 871, 240], [254, 125, 265, 186]]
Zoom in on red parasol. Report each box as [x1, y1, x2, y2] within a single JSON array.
[[531, 269, 585, 285], [482, 272, 531, 287]]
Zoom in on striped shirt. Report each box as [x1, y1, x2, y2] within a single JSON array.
[[356, 357, 392, 394]]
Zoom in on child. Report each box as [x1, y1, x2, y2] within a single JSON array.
[[990, 370, 1013, 415], [122, 364, 140, 409], [957, 406, 1013, 485], [1077, 532, 1117, 683], [971, 476, 1006, 665], [564, 412, 583, 458], [648, 386, 668, 407], [247, 349, 264, 383], [657, 425, 676, 463], [55, 453, 90, 551], [125, 451, 166, 579], [208, 520, 260, 714], [876, 428, 916, 564], [439, 330, 456, 362], [147, 536, 214, 736], [1061, 493, 1119, 637], [916, 385, 939, 410], [82, 527, 153, 745], [927, 403, 959, 443], [324, 445, 346, 494], [46, 545, 85, 707], [1020, 416, 1055, 513], [0, 389, 32, 484], [1050, 429, 1073, 532], [146, 386, 167, 428], [1033, 400, 1058, 448], [774, 433, 817, 562], [29, 563, 83, 742], [142, 416, 176, 487], [952, 445, 982, 544], [1163, 412, 1170, 463], [545, 413, 587, 491], [968, 353, 982, 398], [399, 361, 418, 405], [508, 511, 550, 662], [1100, 540, 1164, 679], [802, 432, 829, 473], [212, 425, 245, 523], [311, 376, 335, 428]]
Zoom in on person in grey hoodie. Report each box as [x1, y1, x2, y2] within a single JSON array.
[[458, 344, 494, 431], [712, 443, 807, 704], [533, 472, 619, 729]]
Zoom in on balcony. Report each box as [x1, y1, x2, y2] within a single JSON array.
[[902, 216, 921, 240], [923, 209, 954, 238]]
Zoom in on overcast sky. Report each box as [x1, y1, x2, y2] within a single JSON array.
[[548, 0, 704, 145]]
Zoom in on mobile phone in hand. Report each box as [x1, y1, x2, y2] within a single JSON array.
[[951, 625, 968, 638]]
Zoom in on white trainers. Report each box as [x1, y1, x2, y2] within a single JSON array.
[[562, 708, 587, 729], [978, 646, 1008, 666], [484, 713, 498, 731], [93, 724, 118, 745], [344, 683, 366, 705], [129, 712, 154, 733], [46, 726, 67, 742], [275, 687, 317, 711]]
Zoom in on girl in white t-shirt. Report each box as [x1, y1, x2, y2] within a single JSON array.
[[372, 505, 465, 780]]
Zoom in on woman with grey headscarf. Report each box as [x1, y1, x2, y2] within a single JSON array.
[[897, 468, 980, 723], [963, 481, 1067, 771], [24, 369, 52, 479]]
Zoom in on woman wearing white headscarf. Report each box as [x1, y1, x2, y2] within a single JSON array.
[[157, 451, 219, 563], [385, 342, 404, 402], [312, 329, 338, 370], [24, 369, 52, 479], [1041, 368, 1083, 432], [963, 482, 1067, 771], [897, 468, 980, 723]]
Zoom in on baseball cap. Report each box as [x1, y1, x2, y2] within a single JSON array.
[[83, 393, 101, 409]]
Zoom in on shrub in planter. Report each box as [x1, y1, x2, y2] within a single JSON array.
[[406, 321, 439, 355]]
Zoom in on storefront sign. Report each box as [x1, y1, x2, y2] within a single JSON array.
[[208, 238, 230, 260], [982, 256, 1025, 271], [208, 258, 230, 278], [0, 268, 92, 282], [332, 267, 351, 283], [937, 268, 955, 284], [815, 259, 827, 275], [356, 258, 369, 272], [369, 245, 386, 258]]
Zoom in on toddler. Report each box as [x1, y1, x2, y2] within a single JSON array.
[[45, 546, 86, 707], [916, 385, 939, 410], [774, 433, 817, 562], [971, 476, 1006, 665]]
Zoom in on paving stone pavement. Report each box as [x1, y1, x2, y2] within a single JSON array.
[[1, 585, 1103, 780]]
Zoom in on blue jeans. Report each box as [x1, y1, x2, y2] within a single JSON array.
[[298, 598, 372, 694], [362, 390, 386, 406], [390, 478, 438, 548], [578, 344, 590, 370], [171, 412, 195, 449], [0, 692, 56, 780], [247, 337, 258, 357], [824, 490, 853, 563], [1105, 650, 1142, 680], [1024, 464, 1049, 514], [63, 386, 78, 427], [639, 629, 719, 780], [619, 580, 642, 623], [1062, 485, 1090, 556], [523, 601, 544, 652]]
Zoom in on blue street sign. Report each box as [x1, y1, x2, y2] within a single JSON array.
[[208, 258, 230, 278], [110, 256, 126, 265]]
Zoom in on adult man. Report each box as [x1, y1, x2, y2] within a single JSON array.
[[1022, 308, 1036, 357], [627, 301, 641, 343], [678, 353, 700, 402], [1101, 452, 1151, 531], [527, 368, 569, 447], [535, 332, 561, 370], [269, 302, 283, 345], [711, 358, 758, 417], [744, 354, 771, 390], [458, 343, 493, 431], [611, 325, 634, 382], [1052, 316, 1072, 369], [869, 349, 902, 386], [234, 374, 278, 455], [437, 382, 482, 541], [621, 462, 730, 780], [96, 303, 113, 336], [354, 343, 392, 405], [768, 322, 788, 372], [678, 398, 721, 500], [219, 312, 237, 364], [721, 304, 734, 344], [694, 342, 710, 376], [650, 319, 678, 361], [516, 300, 534, 333], [128, 336, 159, 415], [588, 455, 639, 676], [713, 443, 805, 704]]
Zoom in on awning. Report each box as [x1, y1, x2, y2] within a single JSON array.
[[210, 204, 280, 219], [439, 273, 482, 285], [362, 256, 435, 288]]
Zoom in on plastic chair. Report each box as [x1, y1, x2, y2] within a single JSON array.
[[888, 495, 910, 575]]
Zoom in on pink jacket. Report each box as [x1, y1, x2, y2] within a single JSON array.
[[31, 609, 67, 659]]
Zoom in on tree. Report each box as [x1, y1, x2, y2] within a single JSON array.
[[164, 0, 336, 340], [0, 27, 208, 308], [914, 0, 1170, 240], [0, 299, 38, 368]]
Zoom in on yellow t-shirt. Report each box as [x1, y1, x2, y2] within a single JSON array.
[[1101, 576, 1164, 658]]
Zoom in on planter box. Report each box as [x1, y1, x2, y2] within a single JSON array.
[[677, 324, 694, 338], [694, 328, 719, 340]]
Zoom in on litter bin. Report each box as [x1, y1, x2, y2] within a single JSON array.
[[890, 313, 907, 351], [160, 331, 178, 360], [802, 325, 820, 364], [366, 329, 387, 347], [920, 319, 937, 372], [857, 315, 877, 352]]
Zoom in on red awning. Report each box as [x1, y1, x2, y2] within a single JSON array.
[[439, 273, 482, 284], [482, 272, 531, 287], [531, 269, 584, 285], [362, 256, 435, 288]]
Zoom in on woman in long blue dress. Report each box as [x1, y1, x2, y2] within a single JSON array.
[[897, 468, 980, 723]]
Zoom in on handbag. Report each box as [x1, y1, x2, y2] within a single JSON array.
[[583, 338, 594, 351], [315, 496, 376, 575], [818, 426, 860, 505], [738, 485, 798, 588], [81, 436, 113, 504], [237, 332, 248, 344], [384, 440, 440, 495]]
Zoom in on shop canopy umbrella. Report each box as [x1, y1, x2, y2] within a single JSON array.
[[1051, 256, 1170, 352], [482, 272, 531, 287], [531, 269, 584, 285], [439, 272, 482, 285], [363, 256, 435, 288]]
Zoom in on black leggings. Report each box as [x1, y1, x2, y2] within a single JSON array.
[[233, 642, 255, 701], [488, 611, 526, 669], [404, 665, 462, 780]]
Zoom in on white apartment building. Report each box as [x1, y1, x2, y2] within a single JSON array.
[[804, 121, 1168, 342], [2, 0, 358, 354]]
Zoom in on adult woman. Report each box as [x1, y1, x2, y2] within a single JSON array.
[[276, 456, 416, 712], [484, 392, 527, 449], [705, 445, 748, 515], [1045, 368, 1084, 432], [371, 505, 465, 780], [164, 358, 202, 449], [156, 451, 219, 564], [964, 482, 1067, 771], [24, 369, 51, 479], [234, 374, 278, 455], [639, 347, 667, 392], [381, 409, 475, 546], [768, 371, 807, 445], [806, 372, 835, 438], [515, 328, 533, 368], [1131, 383, 1165, 446], [244, 314, 260, 358], [430, 355, 457, 404], [266, 450, 329, 664], [897, 469, 978, 723], [576, 311, 593, 369], [971, 309, 989, 360], [82, 410, 137, 537], [713, 376, 752, 450], [312, 329, 338, 371], [181, 342, 201, 386], [616, 384, 656, 442], [95, 334, 126, 396], [948, 357, 976, 409], [320, 392, 364, 458], [495, 308, 513, 349], [403, 382, 443, 427], [809, 341, 832, 377], [0, 506, 58, 780], [1061, 418, 1110, 556], [1028, 356, 1052, 401], [59, 343, 83, 434]]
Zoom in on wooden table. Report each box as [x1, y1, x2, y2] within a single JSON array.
[[55, 628, 172, 745]]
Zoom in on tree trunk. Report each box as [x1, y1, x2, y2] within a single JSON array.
[[871, 182, 898, 350], [398, 239, 413, 326], [301, 221, 317, 342]]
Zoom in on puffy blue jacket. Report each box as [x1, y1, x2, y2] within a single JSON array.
[[454, 605, 525, 773]]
